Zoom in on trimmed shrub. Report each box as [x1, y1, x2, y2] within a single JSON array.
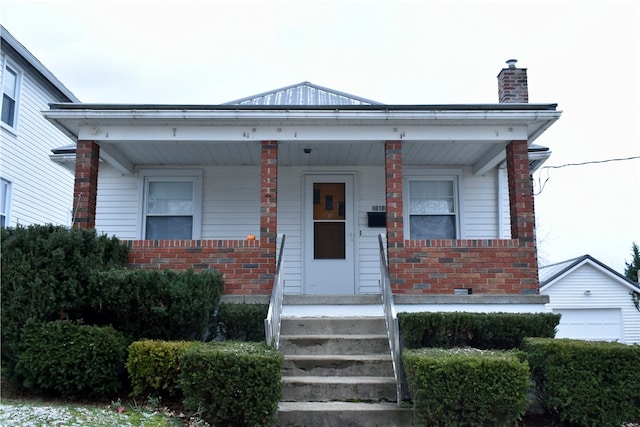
[[399, 311, 560, 349], [216, 303, 269, 342], [522, 338, 640, 427], [93, 268, 223, 340], [403, 348, 530, 427], [179, 342, 283, 427], [15, 320, 127, 398], [1, 225, 128, 378], [126, 340, 195, 398]]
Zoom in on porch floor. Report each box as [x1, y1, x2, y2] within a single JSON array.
[[281, 294, 384, 317]]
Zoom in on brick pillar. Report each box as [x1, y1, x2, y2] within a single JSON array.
[[73, 140, 99, 229], [260, 141, 278, 250], [497, 59, 528, 103], [385, 140, 404, 248], [506, 140, 536, 243]]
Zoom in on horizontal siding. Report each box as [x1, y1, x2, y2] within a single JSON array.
[[1, 50, 74, 227], [95, 165, 139, 238], [462, 167, 499, 238], [542, 264, 640, 344]]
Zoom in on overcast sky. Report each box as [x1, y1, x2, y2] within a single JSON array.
[[3, 0, 639, 274]]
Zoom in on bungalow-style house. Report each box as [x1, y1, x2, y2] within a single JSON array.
[[540, 255, 640, 344], [1, 26, 79, 228], [45, 59, 560, 311]]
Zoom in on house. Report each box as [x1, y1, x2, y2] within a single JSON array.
[[540, 255, 640, 344], [44, 59, 561, 312], [0, 26, 79, 228]]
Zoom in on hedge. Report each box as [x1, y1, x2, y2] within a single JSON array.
[[216, 303, 269, 342], [15, 320, 128, 398], [522, 337, 640, 427], [403, 348, 530, 427], [1, 225, 128, 379], [399, 311, 560, 349], [179, 342, 283, 427]]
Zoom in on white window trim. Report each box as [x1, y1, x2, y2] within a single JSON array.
[[1, 178, 12, 227], [403, 168, 465, 239], [137, 169, 203, 240], [1, 57, 23, 132]]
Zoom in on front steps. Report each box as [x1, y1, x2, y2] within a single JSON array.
[[276, 316, 413, 427]]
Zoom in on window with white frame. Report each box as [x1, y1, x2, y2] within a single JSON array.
[[2, 61, 20, 128], [1, 178, 11, 227], [141, 171, 202, 240], [407, 178, 458, 239]]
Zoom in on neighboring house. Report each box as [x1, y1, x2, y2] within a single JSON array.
[[45, 59, 561, 311], [540, 255, 640, 344], [0, 26, 79, 227]]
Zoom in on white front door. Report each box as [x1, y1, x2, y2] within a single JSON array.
[[304, 174, 356, 294]]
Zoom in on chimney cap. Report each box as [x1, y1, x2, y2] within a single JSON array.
[[506, 59, 518, 69]]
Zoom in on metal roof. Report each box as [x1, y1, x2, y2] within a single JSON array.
[[223, 81, 382, 106]]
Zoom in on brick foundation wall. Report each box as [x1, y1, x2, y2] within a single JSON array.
[[389, 239, 539, 294], [126, 239, 275, 295]]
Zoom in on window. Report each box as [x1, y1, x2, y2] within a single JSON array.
[[407, 178, 458, 239], [2, 62, 20, 128], [140, 170, 202, 240], [1, 179, 11, 227]]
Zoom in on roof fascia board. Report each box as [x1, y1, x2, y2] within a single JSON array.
[[76, 124, 529, 143]]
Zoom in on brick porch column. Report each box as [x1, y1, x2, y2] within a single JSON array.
[[260, 140, 278, 250], [385, 140, 404, 248], [73, 140, 99, 229], [506, 139, 536, 243]]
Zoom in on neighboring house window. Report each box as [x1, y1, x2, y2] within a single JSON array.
[[140, 170, 202, 240], [1, 62, 20, 128], [407, 178, 458, 239], [1, 178, 11, 227]]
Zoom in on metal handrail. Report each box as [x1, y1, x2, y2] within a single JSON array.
[[265, 234, 286, 349], [379, 233, 402, 405]]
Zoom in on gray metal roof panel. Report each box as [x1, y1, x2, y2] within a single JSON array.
[[223, 81, 382, 106]]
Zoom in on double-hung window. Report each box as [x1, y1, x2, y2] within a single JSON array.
[[407, 177, 458, 239], [2, 61, 20, 129], [1, 178, 11, 227], [140, 170, 202, 240]]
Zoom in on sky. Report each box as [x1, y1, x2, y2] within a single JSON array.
[[2, 0, 639, 274]]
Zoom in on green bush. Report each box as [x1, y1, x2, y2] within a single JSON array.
[[15, 320, 128, 398], [179, 341, 283, 427], [93, 268, 223, 340], [403, 348, 530, 427], [1, 225, 128, 378], [399, 312, 560, 349], [522, 338, 640, 427], [126, 340, 195, 397], [216, 303, 268, 341]]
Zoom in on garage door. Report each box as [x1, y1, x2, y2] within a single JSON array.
[[554, 308, 622, 341]]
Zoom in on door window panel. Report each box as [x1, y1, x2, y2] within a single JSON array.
[[313, 183, 346, 259]]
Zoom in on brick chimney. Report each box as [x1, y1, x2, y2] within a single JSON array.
[[498, 59, 528, 103]]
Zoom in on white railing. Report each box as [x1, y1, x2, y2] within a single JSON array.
[[379, 233, 402, 405], [265, 234, 286, 349]]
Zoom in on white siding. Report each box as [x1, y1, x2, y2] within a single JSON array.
[[461, 167, 501, 238], [0, 50, 74, 227], [96, 165, 260, 240], [542, 263, 640, 344]]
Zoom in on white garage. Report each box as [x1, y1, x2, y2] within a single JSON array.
[[540, 255, 640, 344], [553, 308, 622, 341]]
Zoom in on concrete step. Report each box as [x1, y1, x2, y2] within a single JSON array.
[[281, 376, 397, 402], [276, 401, 413, 427], [279, 334, 390, 355], [283, 354, 394, 377], [281, 317, 386, 336]]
